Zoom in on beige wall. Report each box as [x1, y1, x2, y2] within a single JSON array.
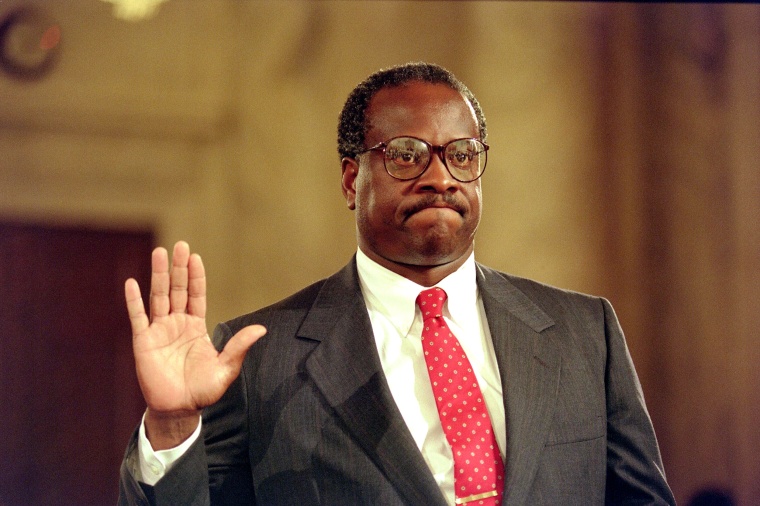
[[1, 1, 758, 503], [0, 0, 609, 321]]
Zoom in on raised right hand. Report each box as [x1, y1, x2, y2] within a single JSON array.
[[124, 241, 266, 449]]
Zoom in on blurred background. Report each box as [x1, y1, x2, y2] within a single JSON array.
[[0, 1, 757, 504]]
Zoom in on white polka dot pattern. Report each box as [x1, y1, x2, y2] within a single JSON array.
[[416, 287, 504, 505]]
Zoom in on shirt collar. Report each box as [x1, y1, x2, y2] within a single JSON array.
[[355, 248, 478, 338]]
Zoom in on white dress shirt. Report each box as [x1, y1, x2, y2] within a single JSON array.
[[356, 248, 505, 506], [139, 250, 506, 505]]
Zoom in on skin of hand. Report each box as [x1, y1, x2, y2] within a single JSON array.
[[124, 241, 266, 450]]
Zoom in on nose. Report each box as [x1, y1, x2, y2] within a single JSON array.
[[414, 151, 458, 193]]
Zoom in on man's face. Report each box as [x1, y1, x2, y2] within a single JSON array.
[[341, 81, 483, 272]]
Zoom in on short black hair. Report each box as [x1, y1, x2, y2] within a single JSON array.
[[337, 62, 487, 160]]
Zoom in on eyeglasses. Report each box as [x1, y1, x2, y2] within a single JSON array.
[[360, 136, 488, 182]]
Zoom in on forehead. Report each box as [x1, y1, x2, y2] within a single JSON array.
[[365, 82, 478, 145]]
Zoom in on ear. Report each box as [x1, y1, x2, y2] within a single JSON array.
[[341, 157, 358, 210]]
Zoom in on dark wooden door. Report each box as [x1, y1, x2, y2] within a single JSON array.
[[0, 222, 153, 506]]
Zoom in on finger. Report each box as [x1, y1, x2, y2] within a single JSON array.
[[217, 325, 267, 382], [150, 247, 170, 320], [187, 253, 206, 318], [170, 241, 190, 314], [125, 278, 149, 336]]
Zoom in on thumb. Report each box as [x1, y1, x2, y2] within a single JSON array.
[[218, 324, 267, 377]]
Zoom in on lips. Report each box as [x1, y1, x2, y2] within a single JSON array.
[[403, 195, 466, 220]]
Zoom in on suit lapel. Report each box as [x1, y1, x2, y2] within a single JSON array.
[[299, 259, 447, 506], [476, 264, 561, 505]]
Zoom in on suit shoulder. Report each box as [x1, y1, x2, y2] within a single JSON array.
[[478, 263, 601, 299], [476, 263, 608, 317]]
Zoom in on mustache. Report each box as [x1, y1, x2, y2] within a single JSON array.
[[402, 194, 467, 219]]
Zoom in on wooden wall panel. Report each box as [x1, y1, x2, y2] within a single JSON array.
[[595, 5, 760, 504], [0, 223, 152, 506]]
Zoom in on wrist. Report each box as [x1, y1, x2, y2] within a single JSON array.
[[144, 408, 201, 451]]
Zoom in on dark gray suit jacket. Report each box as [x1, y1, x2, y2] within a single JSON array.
[[119, 258, 675, 505]]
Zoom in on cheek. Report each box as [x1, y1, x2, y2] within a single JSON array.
[[354, 173, 384, 234], [353, 170, 373, 214], [355, 171, 393, 221], [468, 184, 483, 218]]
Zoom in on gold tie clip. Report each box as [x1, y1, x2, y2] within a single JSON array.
[[455, 490, 498, 504]]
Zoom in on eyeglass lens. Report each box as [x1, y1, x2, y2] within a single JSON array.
[[383, 137, 486, 182]]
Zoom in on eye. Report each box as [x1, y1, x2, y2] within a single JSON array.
[[387, 147, 420, 167], [447, 148, 474, 168], [454, 151, 472, 163], [445, 139, 485, 169], [386, 138, 428, 169]]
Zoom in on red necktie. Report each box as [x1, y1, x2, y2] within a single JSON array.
[[416, 287, 504, 505]]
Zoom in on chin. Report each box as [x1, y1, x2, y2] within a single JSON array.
[[365, 224, 475, 268], [409, 235, 469, 266]]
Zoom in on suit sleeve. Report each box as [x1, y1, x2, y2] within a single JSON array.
[[602, 297, 676, 505], [118, 429, 211, 506], [117, 322, 255, 506]]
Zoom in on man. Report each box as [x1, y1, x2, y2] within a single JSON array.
[[119, 62, 675, 505]]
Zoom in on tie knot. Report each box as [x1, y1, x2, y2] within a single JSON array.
[[415, 287, 448, 320]]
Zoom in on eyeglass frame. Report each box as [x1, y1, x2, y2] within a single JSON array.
[[357, 136, 489, 183]]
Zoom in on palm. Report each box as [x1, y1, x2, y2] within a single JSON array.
[[134, 312, 218, 412], [125, 242, 265, 416]]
